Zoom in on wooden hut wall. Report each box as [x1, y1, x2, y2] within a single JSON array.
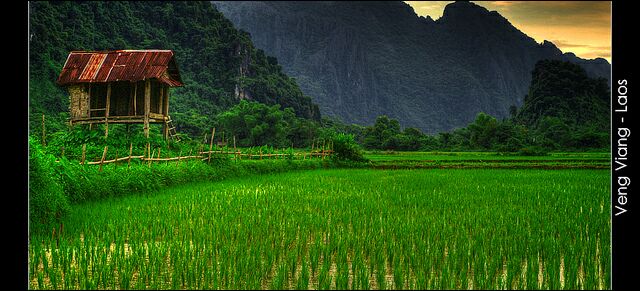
[[68, 84, 90, 120], [70, 79, 170, 120]]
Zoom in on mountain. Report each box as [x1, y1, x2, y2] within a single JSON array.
[[515, 59, 610, 149], [29, 1, 320, 136], [213, 1, 611, 134], [517, 59, 610, 130]]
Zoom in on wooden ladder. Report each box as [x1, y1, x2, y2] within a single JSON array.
[[165, 116, 181, 142]]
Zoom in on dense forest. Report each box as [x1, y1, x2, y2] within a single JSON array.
[[163, 59, 610, 153], [29, 1, 319, 137], [345, 60, 610, 152], [29, 2, 609, 153]]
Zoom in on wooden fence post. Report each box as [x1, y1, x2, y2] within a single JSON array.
[[148, 148, 154, 168], [322, 141, 326, 160], [233, 136, 237, 161], [208, 128, 215, 163], [81, 144, 87, 166], [176, 151, 182, 167], [128, 143, 133, 168], [98, 146, 108, 172]]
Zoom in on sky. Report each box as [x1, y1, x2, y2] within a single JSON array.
[[405, 1, 611, 62]]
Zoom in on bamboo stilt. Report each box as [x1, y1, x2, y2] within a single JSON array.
[[144, 79, 150, 138], [105, 83, 111, 138], [133, 83, 137, 116]]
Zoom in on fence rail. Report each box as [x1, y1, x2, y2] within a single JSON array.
[[80, 144, 334, 171]]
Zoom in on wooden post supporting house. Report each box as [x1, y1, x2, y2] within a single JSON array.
[[105, 83, 111, 137], [133, 84, 137, 117], [56, 50, 184, 140], [144, 79, 151, 138]]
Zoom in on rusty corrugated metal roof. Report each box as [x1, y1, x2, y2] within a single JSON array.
[[57, 50, 184, 87]]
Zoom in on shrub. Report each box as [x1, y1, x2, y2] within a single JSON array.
[[331, 133, 368, 163], [28, 138, 70, 232]]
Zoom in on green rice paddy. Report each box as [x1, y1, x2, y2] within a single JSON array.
[[365, 151, 610, 169], [28, 167, 611, 289]]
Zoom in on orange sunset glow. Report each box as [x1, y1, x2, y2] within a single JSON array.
[[405, 1, 611, 62]]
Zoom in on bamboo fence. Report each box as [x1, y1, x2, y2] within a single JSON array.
[[80, 137, 333, 171]]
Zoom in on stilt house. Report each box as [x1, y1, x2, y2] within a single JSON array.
[[57, 50, 184, 139]]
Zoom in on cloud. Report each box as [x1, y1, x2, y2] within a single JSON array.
[[578, 50, 611, 60], [480, 1, 611, 26], [551, 39, 610, 51], [490, 1, 515, 6], [549, 39, 611, 60]]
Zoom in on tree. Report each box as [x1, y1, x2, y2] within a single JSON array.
[[216, 100, 318, 148], [399, 127, 424, 151], [535, 116, 570, 150], [509, 105, 518, 119], [363, 115, 402, 150], [468, 112, 498, 149]]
